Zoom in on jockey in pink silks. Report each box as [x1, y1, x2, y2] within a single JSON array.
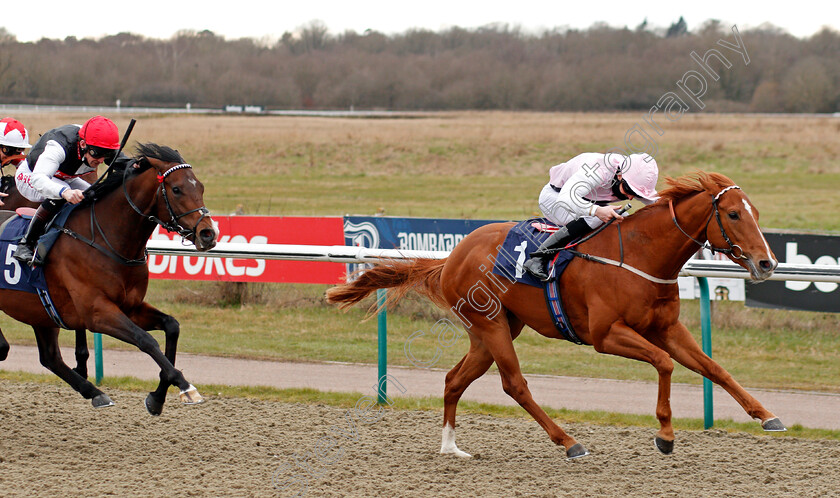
[[523, 152, 660, 281]]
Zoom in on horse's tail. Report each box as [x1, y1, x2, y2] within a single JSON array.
[[326, 258, 448, 314]]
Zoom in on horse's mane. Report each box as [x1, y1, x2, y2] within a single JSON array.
[[81, 143, 184, 205], [135, 143, 185, 165], [637, 171, 736, 214]]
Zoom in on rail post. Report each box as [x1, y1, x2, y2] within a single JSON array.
[[377, 288, 388, 404], [698, 277, 714, 429], [94, 332, 103, 385]]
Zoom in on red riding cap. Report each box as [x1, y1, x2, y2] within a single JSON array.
[[79, 116, 120, 149]]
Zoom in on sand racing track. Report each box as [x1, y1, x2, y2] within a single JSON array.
[[0, 379, 838, 497]]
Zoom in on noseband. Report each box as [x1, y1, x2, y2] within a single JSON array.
[[124, 162, 211, 242], [669, 185, 746, 260]]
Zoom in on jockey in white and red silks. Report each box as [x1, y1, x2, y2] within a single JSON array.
[[13, 116, 126, 266], [0, 117, 33, 207]]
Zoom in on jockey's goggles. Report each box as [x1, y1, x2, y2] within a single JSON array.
[[87, 145, 117, 161], [1, 145, 24, 157]]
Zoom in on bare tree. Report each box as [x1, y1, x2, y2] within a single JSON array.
[[0, 21, 835, 112]]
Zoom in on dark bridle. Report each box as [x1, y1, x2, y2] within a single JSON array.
[[122, 161, 211, 242], [669, 185, 747, 260], [58, 147, 211, 266]]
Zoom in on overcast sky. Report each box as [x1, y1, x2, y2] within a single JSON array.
[[6, 0, 836, 42]]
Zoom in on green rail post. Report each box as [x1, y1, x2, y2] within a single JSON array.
[[697, 277, 713, 429], [94, 332, 103, 385], [377, 288, 387, 405]]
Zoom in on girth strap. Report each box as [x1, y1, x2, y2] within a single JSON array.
[[36, 286, 71, 329]]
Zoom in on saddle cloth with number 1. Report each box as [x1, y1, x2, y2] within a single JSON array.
[[491, 219, 583, 344]]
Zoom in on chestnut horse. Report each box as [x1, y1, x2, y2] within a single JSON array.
[[327, 172, 785, 458], [0, 144, 217, 414], [0, 173, 93, 379]]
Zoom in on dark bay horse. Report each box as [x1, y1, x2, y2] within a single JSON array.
[[0, 172, 38, 211], [0, 144, 217, 414], [0, 172, 92, 378], [327, 172, 784, 458]]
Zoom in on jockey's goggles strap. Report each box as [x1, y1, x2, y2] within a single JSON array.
[[158, 163, 192, 182]]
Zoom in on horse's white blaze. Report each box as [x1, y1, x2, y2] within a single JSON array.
[[742, 199, 775, 263], [440, 423, 472, 458], [188, 178, 197, 187]]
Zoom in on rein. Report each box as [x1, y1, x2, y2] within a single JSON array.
[[60, 161, 210, 266], [58, 210, 147, 266], [558, 204, 678, 285], [563, 204, 632, 250], [563, 185, 745, 285], [567, 220, 679, 285]]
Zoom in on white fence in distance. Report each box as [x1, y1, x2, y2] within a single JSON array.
[[145, 240, 840, 283]]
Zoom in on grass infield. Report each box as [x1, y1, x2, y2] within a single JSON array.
[[2, 111, 839, 418]]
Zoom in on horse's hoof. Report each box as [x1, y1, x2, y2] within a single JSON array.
[[654, 436, 674, 455], [761, 417, 787, 432], [179, 384, 205, 405], [91, 393, 114, 408], [145, 393, 164, 416], [440, 447, 472, 458], [565, 443, 589, 460]]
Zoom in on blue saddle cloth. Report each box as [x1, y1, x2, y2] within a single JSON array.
[[0, 209, 76, 328], [0, 215, 44, 294], [492, 219, 583, 344]]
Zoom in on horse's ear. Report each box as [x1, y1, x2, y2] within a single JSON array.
[[132, 156, 153, 173]]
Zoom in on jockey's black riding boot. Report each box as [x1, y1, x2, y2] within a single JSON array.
[[13, 199, 65, 266], [523, 218, 593, 281]]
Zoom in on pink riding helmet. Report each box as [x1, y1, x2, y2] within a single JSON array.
[[621, 154, 659, 202]]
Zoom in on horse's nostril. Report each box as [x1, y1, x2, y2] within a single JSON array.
[[199, 229, 216, 244], [759, 260, 776, 271]]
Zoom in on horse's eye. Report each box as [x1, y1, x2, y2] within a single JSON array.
[[172, 186, 181, 195], [728, 211, 739, 220]]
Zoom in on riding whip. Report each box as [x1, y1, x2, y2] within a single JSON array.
[[87, 118, 136, 193]]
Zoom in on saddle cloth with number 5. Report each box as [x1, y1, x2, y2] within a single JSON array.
[[0, 213, 69, 328], [0, 214, 42, 293]]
